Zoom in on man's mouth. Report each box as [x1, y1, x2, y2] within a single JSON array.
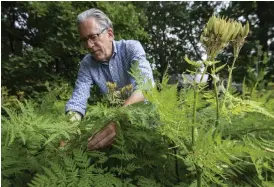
[[91, 50, 100, 55]]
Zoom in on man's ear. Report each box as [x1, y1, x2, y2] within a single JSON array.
[[107, 27, 114, 40]]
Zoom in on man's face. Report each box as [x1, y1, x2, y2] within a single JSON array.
[[78, 17, 114, 61]]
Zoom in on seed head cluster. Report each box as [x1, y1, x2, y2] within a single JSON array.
[[200, 16, 249, 59]]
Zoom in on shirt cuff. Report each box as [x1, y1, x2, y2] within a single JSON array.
[[65, 105, 86, 117]]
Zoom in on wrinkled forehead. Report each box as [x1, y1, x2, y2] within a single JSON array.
[[78, 17, 101, 34]]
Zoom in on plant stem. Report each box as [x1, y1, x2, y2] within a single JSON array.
[[192, 89, 202, 187], [208, 58, 220, 130], [192, 62, 209, 187], [192, 89, 198, 147], [223, 48, 240, 119], [226, 55, 238, 92], [198, 65, 208, 86], [174, 147, 180, 182], [213, 75, 219, 128], [250, 81, 258, 96], [196, 164, 202, 187], [192, 64, 208, 147]]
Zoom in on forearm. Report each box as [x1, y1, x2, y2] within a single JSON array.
[[123, 90, 145, 107]]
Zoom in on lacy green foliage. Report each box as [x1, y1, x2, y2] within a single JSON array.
[[76, 101, 177, 186], [221, 87, 274, 122], [1, 86, 22, 109], [2, 99, 79, 147], [2, 65, 274, 187], [1, 85, 175, 186], [1, 88, 81, 186], [55, 102, 175, 185], [129, 60, 154, 91], [249, 88, 274, 111], [137, 177, 162, 187], [1, 144, 42, 186], [130, 61, 274, 186], [29, 149, 123, 187]]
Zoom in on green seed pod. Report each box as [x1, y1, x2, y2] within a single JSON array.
[[218, 19, 225, 35], [213, 18, 219, 35], [216, 19, 222, 35], [200, 35, 204, 42], [243, 22, 249, 37], [231, 22, 241, 39], [203, 28, 208, 36], [221, 24, 230, 42], [240, 26, 245, 37], [219, 19, 226, 35], [207, 17, 214, 31], [226, 23, 236, 41]]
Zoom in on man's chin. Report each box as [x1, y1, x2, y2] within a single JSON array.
[[91, 54, 105, 62], [89, 51, 99, 59], [89, 51, 108, 62]]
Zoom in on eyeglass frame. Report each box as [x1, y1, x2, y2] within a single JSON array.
[[80, 27, 108, 45]]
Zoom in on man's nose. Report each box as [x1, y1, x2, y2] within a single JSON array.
[[86, 40, 95, 49]]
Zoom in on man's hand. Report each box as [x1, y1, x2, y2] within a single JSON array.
[[87, 121, 116, 151], [68, 111, 82, 122], [86, 90, 145, 151], [59, 111, 82, 149], [123, 90, 145, 107]]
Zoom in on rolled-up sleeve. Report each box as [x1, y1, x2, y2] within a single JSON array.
[[65, 60, 93, 116], [127, 41, 155, 90]]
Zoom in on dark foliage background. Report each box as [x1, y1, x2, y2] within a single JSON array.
[[2, 1, 274, 100]]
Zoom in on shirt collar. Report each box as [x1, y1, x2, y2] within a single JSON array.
[[112, 40, 117, 57]]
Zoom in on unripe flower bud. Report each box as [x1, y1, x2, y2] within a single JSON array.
[[243, 22, 249, 37], [207, 17, 214, 31], [213, 19, 219, 35], [231, 22, 241, 40], [204, 28, 208, 36]]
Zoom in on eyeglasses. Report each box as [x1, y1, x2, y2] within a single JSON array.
[[80, 28, 107, 45]]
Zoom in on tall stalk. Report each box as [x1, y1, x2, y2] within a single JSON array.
[[223, 44, 244, 113], [207, 52, 220, 129], [191, 64, 208, 187], [192, 86, 202, 187], [226, 55, 238, 92], [195, 15, 249, 186], [192, 89, 198, 147], [212, 63, 220, 128]]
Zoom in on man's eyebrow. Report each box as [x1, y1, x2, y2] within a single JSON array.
[[80, 33, 95, 40]]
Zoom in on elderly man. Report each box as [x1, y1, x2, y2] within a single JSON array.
[[65, 8, 154, 151]]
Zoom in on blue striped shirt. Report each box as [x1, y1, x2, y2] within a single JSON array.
[[65, 40, 154, 116]]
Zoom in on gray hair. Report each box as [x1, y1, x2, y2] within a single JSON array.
[[76, 8, 113, 30]]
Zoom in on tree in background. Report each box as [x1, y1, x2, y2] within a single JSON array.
[[217, 1, 274, 84], [2, 1, 274, 100], [134, 1, 224, 80]]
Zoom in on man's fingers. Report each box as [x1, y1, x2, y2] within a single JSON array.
[[88, 122, 116, 145], [87, 122, 117, 150], [88, 131, 116, 150], [59, 140, 66, 147], [87, 135, 99, 149], [105, 138, 115, 147], [88, 126, 113, 147]]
